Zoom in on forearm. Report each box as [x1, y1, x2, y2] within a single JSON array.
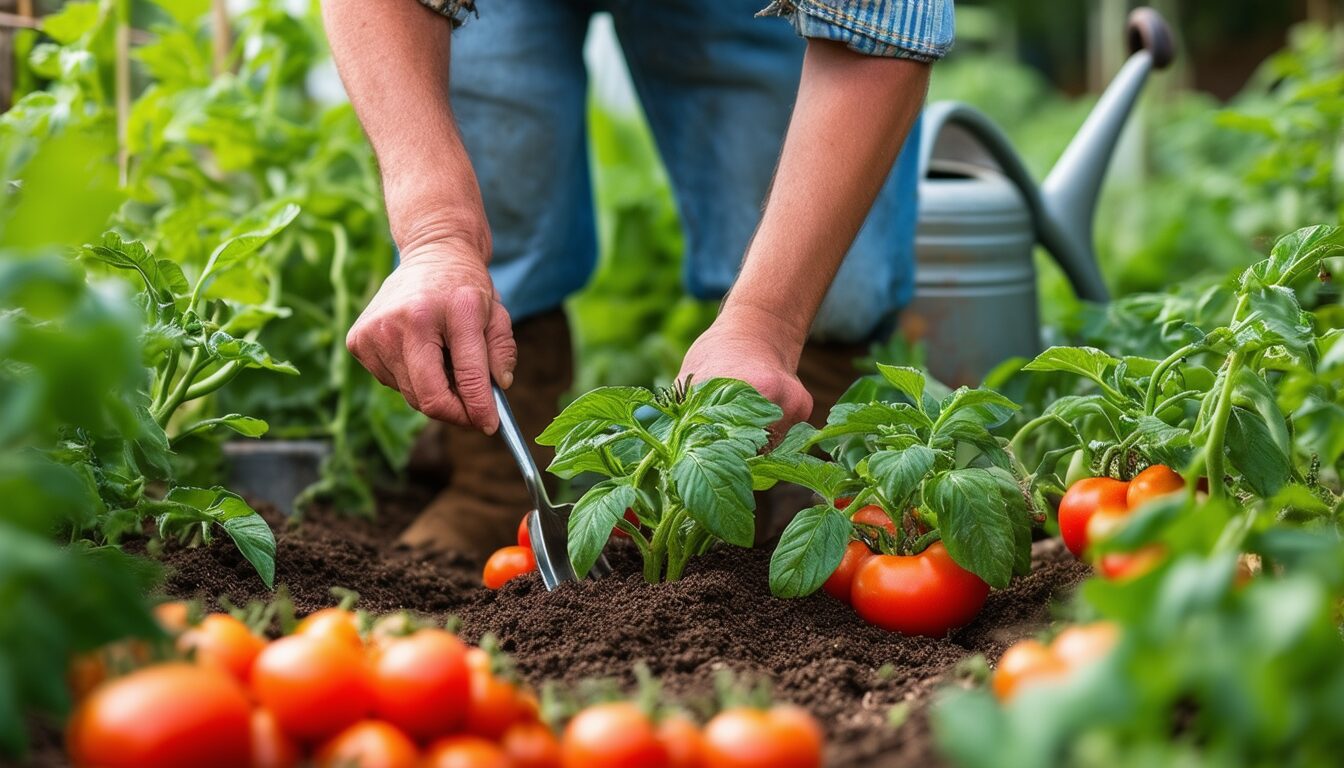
[[721, 40, 930, 356], [321, 0, 488, 261]]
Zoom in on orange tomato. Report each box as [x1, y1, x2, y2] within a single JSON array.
[[178, 613, 266, 684], [561, 702, 669, 768], [250, 634, 372, 741], [702, 705, 823, 768], [502, 721, 563, 768], [1126, 464, 1184, 509], [371, 629, 471, 740], [67, 663, 251, 768], [483, 546, 537, 589], [250, 708, 302, 768], [1051, 622, 1119, 669], [295, 608, 363, 649], [992, 639, 1067, 700], [316, 720, 420, 768], [153, 601, 191, 634], [465, 665, 525, 739], [424, 735, 513, 768]]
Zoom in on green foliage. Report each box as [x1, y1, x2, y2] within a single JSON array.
[[538, 378, 780, 582]]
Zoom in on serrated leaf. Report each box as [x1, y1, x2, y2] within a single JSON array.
[[206, 331, 299, 375], [876, 364, 926, 409], [1226, 406, 1290, 497], [221, 514, 276, 589], [1231, 286, 1314, 356], [814, 401, 931, 444], [924, 468, 1014, 588], [750, 452, 850, 497], [769, 505, 850, 598], [80, 233, 188, 306], [1022, 347, 1119, 388], [865, 446, 936, 505], [692, 378, 783, 428], [537, 387, 653, 446], [203, 204, 301, 279], [1241, 225, 1344, 289], [935, 388, 1019, 432], [671, 442, 755, 547], [568, 480, 637, 577]]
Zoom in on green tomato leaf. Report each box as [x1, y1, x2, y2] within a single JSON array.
[[1226, 406, 1291, 497], [814, 402, 931, 444], [692, 378, 783, 429], [221, 514, 276, 589], [934, 388, 1019, 433], [568, 480, 637, 577], [924, 468, 1014, 588], [1231, 286, 1314, 357], [865, 446, 936, 506], [671, 442, 756, 548], [198, 203, 301, 287], [749, 451, 850, 497], [1241, 225, 1344, 289], [206, 332, 300, 375], [876, 364, 926, 409], [769, 505, 850, 598], [984, 467, 1033, 577], [548, 430, 637, 479], [537, 387, 654, 446], [214, 414, 269, 438], [80, 233, 188, 309], [1022, 347, 1119, 389]]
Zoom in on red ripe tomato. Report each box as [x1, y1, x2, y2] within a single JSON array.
[[850, 542, 990, 636], [1098, 545, 1165, 581], [1057, 477, 1129, 557], [702, 705, 823, 768], [316, 720, 420, 768], [465, 663, 525, 739], [1126, 464, 1184, 509], [371, 628, 471, 740], [821, 540, 873, 604], [834, 497, 853, 510], [295, 608, 364, 649], [483, 546, 537, 589], [850, 504, 897, 536], [657, 716, 706, 768], [561, 702, 669, 768], [251, 634, 372, 741], [250, 709, 302, 768], [610, 507, 642, 539], [517, 515, 532, 549], [1050, 622, 1119, 669], [991, 639, 1066, 700], [502, 721, 563, 768], [178, 613, 265, 683], [424, 735, 513, 768], [67, 663, 251, 768]]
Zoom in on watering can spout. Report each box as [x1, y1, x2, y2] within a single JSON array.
[[1039, 7, 1176, 302]]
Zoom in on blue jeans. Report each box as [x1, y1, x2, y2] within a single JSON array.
[[449, 0, 922, 343]]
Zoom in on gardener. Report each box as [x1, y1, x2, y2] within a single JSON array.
[[323, 0, 953, 554]]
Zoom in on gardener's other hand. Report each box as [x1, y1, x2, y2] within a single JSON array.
[[346, 241, 516, 433], [679, 308, 812, 435]]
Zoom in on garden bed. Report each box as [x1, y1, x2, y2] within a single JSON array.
[[24, 491, 1087, 767]]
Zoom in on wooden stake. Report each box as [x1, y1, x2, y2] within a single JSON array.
[[211, 0, 230, 76]]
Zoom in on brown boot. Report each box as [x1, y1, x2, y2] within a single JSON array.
[[398, 309, 573, 559], [757, 339, 869, 543]]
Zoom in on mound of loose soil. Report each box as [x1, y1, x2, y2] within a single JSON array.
[[20, 491, 1089, 767]]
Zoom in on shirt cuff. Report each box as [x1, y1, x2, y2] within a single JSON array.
[[758, 0, 955, 62], [417, 0, 478, 28]]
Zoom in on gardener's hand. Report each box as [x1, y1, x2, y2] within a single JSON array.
[[346, 240, 516, 434], [679, 306, 812, 434]]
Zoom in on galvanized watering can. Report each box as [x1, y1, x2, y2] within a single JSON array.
[[904, 7, 1175, 386]]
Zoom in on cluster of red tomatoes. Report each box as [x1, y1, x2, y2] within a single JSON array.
[[64, 603, 826, 768], [66, 605, 548, 768], [1057, 464, 1186, 580], [992, 621, 1119, 701], [819, 501, 990, 637]]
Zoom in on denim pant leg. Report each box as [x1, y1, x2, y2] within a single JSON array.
[[448, 2, 596, 322], [610, 1, 920, 344]]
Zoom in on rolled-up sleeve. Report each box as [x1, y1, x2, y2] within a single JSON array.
[[758, 0, 955, 61], [416, 0, 477, 27]]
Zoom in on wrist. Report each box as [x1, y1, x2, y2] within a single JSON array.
[[713, 299, 808, 370]]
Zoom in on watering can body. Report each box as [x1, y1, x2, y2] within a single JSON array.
[[903, 7, 1175, 387]]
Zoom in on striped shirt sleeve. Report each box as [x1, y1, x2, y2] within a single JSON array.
[[758, 0, 955, 61], [416, 0, 477, 27]]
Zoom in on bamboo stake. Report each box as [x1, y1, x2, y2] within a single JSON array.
[[16, 0, 31, 21], [115, 0, 129, 186], [211, 0, 229, 76]]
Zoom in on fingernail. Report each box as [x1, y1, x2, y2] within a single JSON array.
[[501, 370, 514, 389]]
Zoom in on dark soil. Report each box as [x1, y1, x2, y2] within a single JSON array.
[[18, 490, 1089, 767]]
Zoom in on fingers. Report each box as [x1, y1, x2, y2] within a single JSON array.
[[484, 303, 518, 390], [444, 290, 499, 434], [403, 332, 470, 426]]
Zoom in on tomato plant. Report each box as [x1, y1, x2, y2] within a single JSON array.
[[538, 378, 781, 582]]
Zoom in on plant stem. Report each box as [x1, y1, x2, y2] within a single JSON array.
[[1204, 351, 1244, 503], [154, 348, 203, 427], [183, 361, 241, 401], [645, 505, 688, 584], [1144, 341, 1201, 415]]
